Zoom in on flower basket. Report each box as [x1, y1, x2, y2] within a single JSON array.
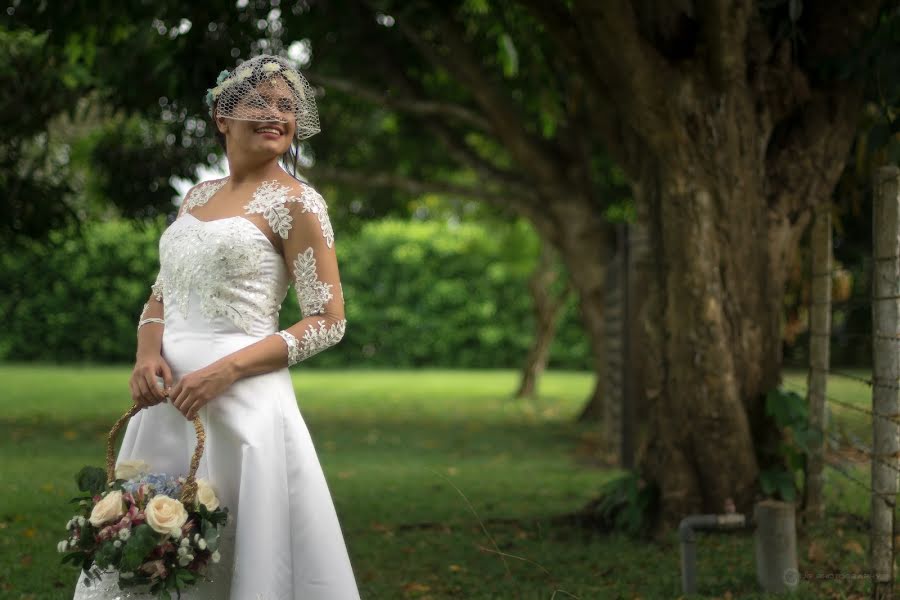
[[59, 402, 229, 599]]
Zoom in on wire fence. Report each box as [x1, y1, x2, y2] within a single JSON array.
[[788, 167, 900, 597]]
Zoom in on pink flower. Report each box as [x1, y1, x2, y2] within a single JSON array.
[[140, 559, 167, 580]]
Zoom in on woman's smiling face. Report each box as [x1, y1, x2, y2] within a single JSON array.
[[217, 75, 298, 156]]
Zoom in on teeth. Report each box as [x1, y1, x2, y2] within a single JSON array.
[[256, 128, 281, 134]]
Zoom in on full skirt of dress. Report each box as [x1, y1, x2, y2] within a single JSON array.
[[72, 304, 361, 600]]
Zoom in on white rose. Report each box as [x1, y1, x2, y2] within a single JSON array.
[[211, 550, 221, 563], [118, 528, 130, 541], [115, 459, 151, 480], [57, 540, 68, 553], [89, 491, 125, 527], [76, 516, 86, 527], [195, 479, 220, 511], [198, 538, 207, 550], [113, 540, 122, 548], [144, 495, 188, 536]]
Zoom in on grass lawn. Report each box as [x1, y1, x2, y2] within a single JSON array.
[[0, 365, 889, 599]]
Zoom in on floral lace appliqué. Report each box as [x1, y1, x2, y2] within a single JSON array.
[[244, 180, 295, 239], [295, 186, 335, 248], [292, 247, 334, 317], [276, 319, 346, 366], [181, 178, 229, 214], [151, 272, 165, 302], [243, 180, 335, 247]]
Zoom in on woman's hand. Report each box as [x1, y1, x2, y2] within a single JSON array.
[[169, 361, 237, 420], [130, 353, 174, 409]]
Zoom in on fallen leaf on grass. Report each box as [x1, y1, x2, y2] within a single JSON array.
[[843, 540, 864, 555], [402, 581, 431, 593], [808, 540, 828, 562]]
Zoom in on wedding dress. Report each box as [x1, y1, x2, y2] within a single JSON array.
[[72, 177, 361, 600]]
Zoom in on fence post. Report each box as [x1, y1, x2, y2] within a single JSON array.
[[804, 205, 831, 522], [871, 165, 900, 600]]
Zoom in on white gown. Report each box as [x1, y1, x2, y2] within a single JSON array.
[[72, 177, 361, 600]]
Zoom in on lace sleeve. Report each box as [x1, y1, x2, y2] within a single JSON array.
[[273, 184, 346, 367]]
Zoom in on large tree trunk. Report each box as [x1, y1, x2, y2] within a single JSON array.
[[635, 165, 797, 526], [515, 243, 571, 398], [630, 85, 857, 529], [551, 203, 616, 425]]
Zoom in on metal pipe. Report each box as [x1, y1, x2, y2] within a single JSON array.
[[679, 513, 748, 595]]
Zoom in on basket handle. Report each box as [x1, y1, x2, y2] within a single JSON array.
[[106, 402, 206, 506]]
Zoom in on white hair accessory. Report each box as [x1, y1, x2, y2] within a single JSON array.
[[205, 54, 320, 140]]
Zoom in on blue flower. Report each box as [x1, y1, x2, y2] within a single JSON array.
[[216, 69, 231, 85], [122, 472, 184, 499]]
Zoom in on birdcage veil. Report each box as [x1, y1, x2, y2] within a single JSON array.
[[205, 54, 320, 139], [205, 54, 318, 177]]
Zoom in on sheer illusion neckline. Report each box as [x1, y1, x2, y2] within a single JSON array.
[[182, 212, 280, 255]]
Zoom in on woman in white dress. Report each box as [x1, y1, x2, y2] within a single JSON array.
[[72, 54, 362, 599]]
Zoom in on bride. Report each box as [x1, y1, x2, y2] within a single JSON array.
[[72, 54, 361, 599]]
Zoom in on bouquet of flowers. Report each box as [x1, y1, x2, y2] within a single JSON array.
[[58, 404, 229, 599]]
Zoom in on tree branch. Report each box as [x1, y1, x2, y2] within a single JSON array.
[[304, 164, 516, 203], [386, 2, 566, 188], [304, 71, 491, 131], [354, 31, 542, 203]]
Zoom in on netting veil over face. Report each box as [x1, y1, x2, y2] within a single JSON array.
[[205, 54, 320, 140]]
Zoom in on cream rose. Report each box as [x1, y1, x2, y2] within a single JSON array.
[[89, 490, 125, 527], [145, 495, 188, 536], [115, 459, 151, 480], [194, 479, 220, 511]]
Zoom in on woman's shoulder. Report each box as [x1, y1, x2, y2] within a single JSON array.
[[264, 177, 328, 219]]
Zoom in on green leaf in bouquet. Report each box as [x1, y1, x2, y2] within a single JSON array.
[[78, 522, 96, 548], [94, 540, 119, 569], [175, 568, 196, 585], [200, 519, 220, 552], [61, 550, 84, 566], [76, 466, 107, 496], [120, 524, 160, 571]]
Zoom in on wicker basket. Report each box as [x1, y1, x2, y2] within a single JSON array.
[[106, 402, 205, 506]]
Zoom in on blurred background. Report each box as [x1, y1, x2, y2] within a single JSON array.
[[1, 1, 899, 598]]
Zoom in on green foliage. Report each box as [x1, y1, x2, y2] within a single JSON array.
[[593, 471, 659, 537], [760, 386, 823, 501], [75, 466, 107, 496], [119, 524, 160, 572], [3, 217, 591, 370]]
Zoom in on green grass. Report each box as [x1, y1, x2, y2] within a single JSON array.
[[0, 365, 889, 599]]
